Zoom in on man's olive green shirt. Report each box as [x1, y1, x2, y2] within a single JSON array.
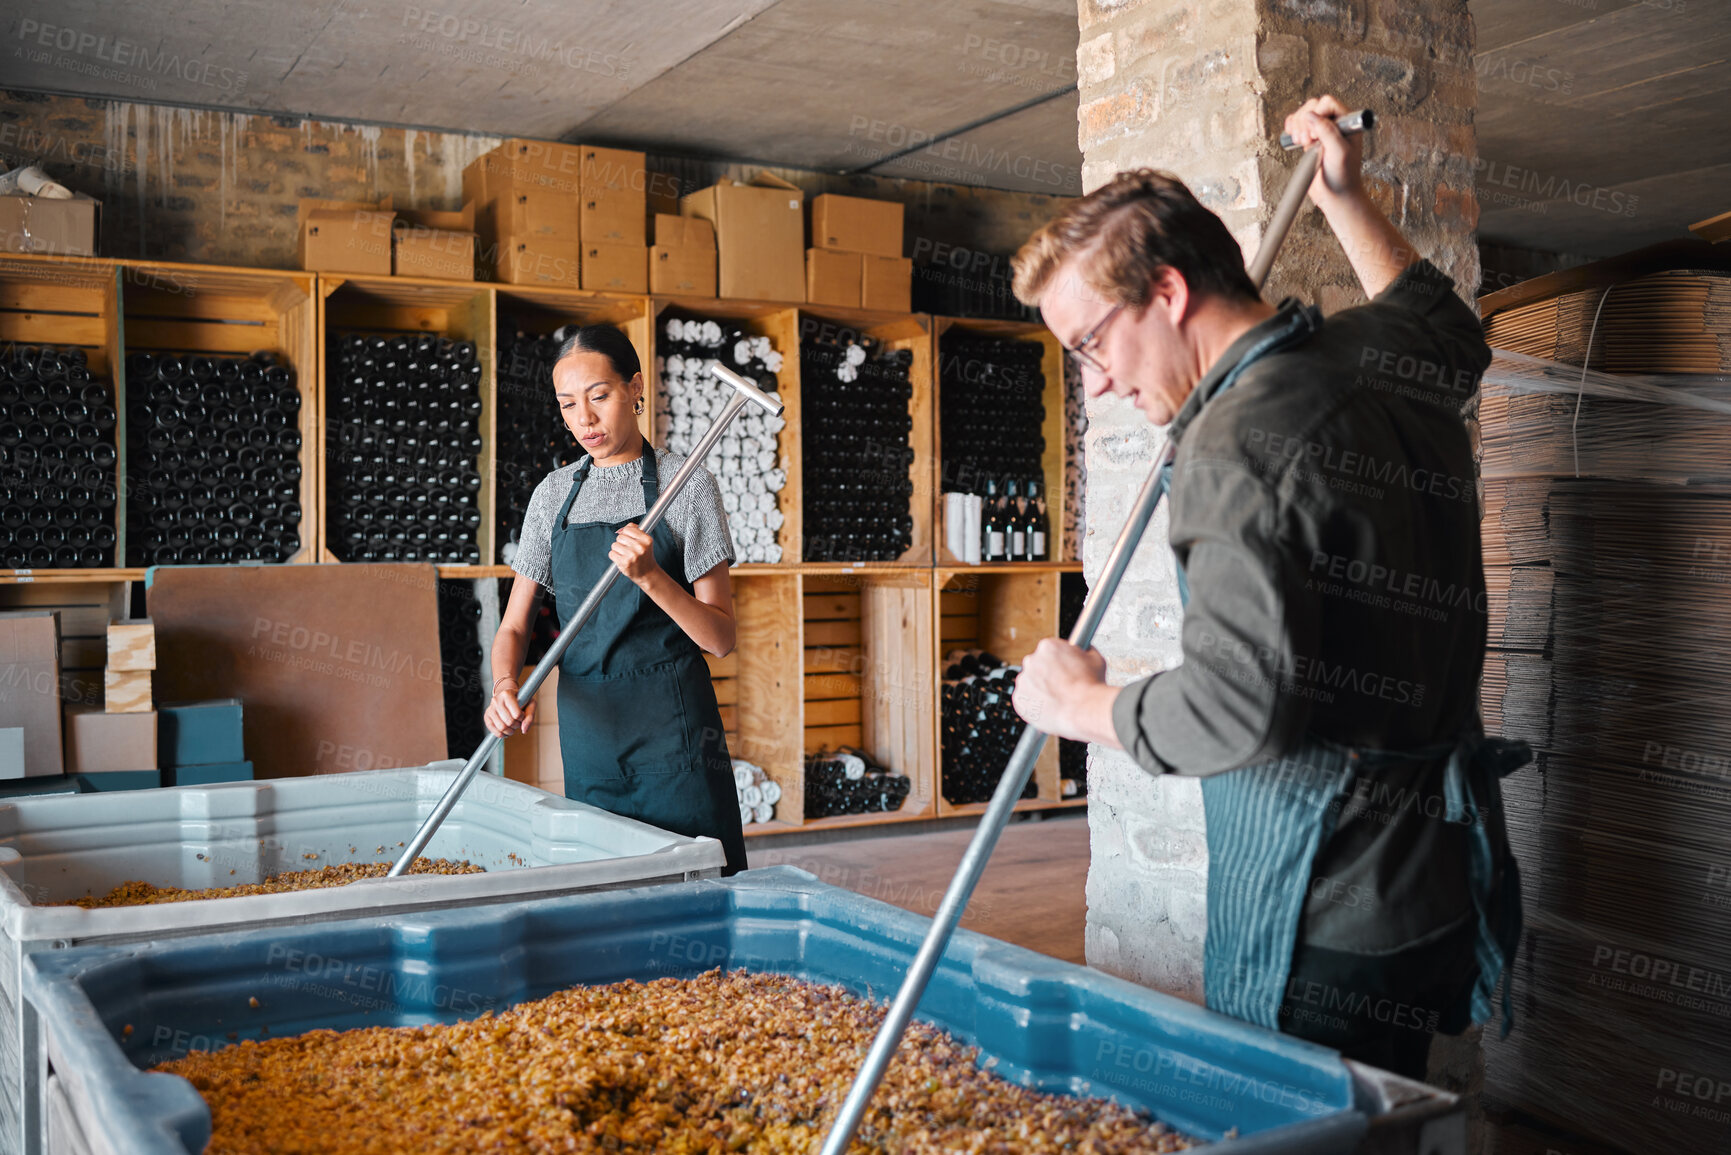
[[1112, 260, 1495, 951]]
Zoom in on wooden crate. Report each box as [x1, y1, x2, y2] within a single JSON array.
[[934, 567, 1061, 815], [796, 307, 935, 566], [0, 256, 125, 578], [799, 571, 935, 825], [932, 317, 1066, 566], [650, 298, 801, 569], [494, 288, 654, 441], [318, 276, 497, 568], [120, 263, 320, 563], [493, 290, 655, 563], [715, 572, 803, 829]]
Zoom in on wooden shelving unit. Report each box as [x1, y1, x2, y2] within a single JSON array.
[[932, 317, 1068, 565], [2, 252, 1089, 834], [650, 296, 803, 568], [316, 275, 496, 570], [121, 263, 320, 564], [933, 567, 1063, 816]]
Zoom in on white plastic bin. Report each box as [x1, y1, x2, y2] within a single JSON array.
[[0, 762, 724, 1155]]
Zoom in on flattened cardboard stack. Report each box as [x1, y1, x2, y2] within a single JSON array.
[[1477, 269, 1731, 1155]]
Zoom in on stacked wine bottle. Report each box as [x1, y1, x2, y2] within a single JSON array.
[[1058, 572, 1089, 799], [436, 579, 488, 759], [495, 330, 581, 566], [940, 648, 1038, 806], [124, 351, 303, 566], [324, 333, 484, 564], [803, 747, 911, 818], [1062, 350, 1088, 564], [655, 314, 787, 564], [0, 344, 118, 570], [801, 336, 916, 562], [939, 334, 1046, 496]]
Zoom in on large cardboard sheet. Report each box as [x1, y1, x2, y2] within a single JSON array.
[[148, 565, 446, 779]]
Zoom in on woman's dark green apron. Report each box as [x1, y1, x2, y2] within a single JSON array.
[[1163, 302, 1526, 1047], [548, 450, 748, 874]]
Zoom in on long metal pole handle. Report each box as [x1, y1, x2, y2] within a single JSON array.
[[816, 108, 1369, 1153], [388, 362, 782, 877]]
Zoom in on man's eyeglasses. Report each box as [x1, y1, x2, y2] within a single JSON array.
[[1065, 304, 1122, 373]]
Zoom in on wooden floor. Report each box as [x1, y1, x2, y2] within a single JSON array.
[[748, 811, 1091, 964]]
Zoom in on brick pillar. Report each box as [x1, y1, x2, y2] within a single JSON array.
[[1072, 0, 1482, 1007]]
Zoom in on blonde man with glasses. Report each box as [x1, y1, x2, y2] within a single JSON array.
[[1009, 96, 1527, 1079]]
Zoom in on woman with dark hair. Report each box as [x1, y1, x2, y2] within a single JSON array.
[[484, 324, 747, 874]]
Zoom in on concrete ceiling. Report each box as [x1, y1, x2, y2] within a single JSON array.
[[0, 0, 1725, 255], [1473, 0, 1731, 256]]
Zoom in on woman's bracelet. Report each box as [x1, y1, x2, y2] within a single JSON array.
[[493, 678, 518, 695]]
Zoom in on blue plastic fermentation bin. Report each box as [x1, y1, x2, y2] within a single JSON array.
[[26, 868, 1460, 1155], [0, 762, 725, 1155]]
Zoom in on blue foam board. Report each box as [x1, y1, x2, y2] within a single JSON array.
[[71, 770, 161, 792], [161, 760, 253, 787], [157, 700, 244, 767]]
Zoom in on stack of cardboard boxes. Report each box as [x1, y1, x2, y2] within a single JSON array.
[[291, 142, 913, 312], [63, 618, 158, 790], [298, 197, 479, 282], [463, 140, 648, 292], [805, 193, 910, 311]]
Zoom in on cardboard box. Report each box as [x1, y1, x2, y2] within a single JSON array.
[[64, 706, 158, 774], [581, 146, 647, 245], [493, 239, 584, 288], [0, 728, 22, 781], [106, 620, 156, 672], [74, 770, 160, 792], [582, 243, 647, 293], [806, 248, 862, 308], [811, 193, 904, 258], [463, 140, 586, 201], [582, 188, 645, 246], [299, 199, 395, 275], [861, 254, 914, 312], [164, 760, 254, 787], [103, 668, 153, 715], [159, 699, 245, 766], [654, 213, 714, 250], [650, 246, 717, 297], [476, 186, 580, 241], [394, 206, 476, 281], [0, 194, 100, 257], [0, 611, 62, 777], [681, 174, 806, 303]]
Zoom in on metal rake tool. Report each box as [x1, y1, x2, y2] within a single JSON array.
[[816, 108, 1374, 1154], [387, 362, 784, 878]]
